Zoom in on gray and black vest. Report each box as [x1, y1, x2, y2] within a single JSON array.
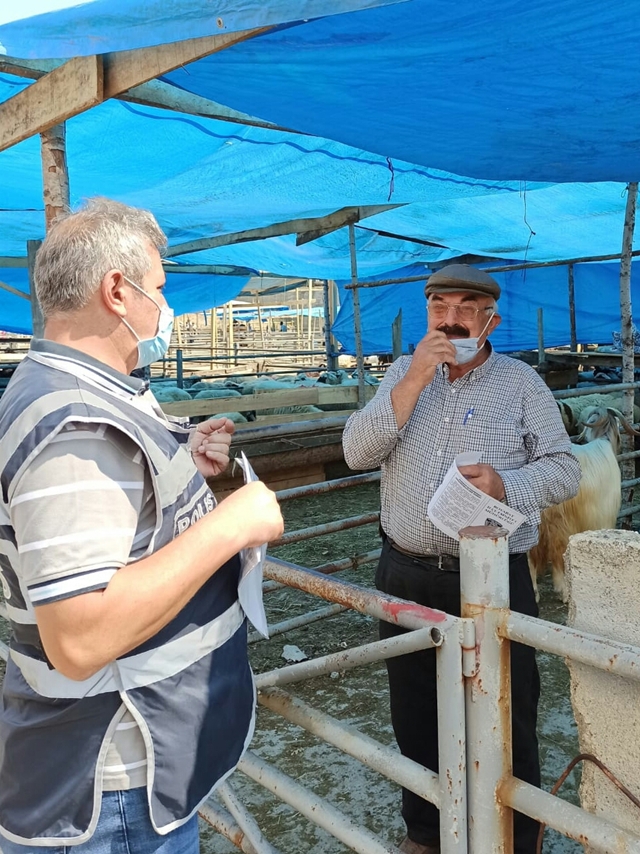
[[0, 348, 255, 845]]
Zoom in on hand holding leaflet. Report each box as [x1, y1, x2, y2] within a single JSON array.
[[427, 452, 526, 541], [235, 452, 269, 638]]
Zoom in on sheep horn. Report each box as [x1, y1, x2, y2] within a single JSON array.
[[606, 406, 640, 437]]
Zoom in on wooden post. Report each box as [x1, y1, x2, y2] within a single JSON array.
[[392, 309, 403, 362], [307, 279, 313, 350], [41, 124, 70, 230], [29, 122, 72, 338], [296, 292, 302, 360], [348, 224, 366, 409], [568, 263, 578, 351], [228, 302, 235, 367], [322, 280, 337, 370], [619, 181, 638, 512], [210, 307, 216, 371], [537, 307, 545, 369], [256, 298, 266, 351], [27, 240, 44, 338]]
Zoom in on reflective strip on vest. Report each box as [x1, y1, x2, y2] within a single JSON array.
[[10, 601, 244, 699]]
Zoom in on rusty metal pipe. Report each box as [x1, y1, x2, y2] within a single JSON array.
[[460, 526, 513, 853], [248, 603, 345, 644], [263, 557, 454, 633], [255, 627, 440, 689], [262, 549, 381, 594], [233, 416, 349, 443], [275, 471, 381, 502], [498, 776, 640, 852], [500, 612, 640, 682], [552, 381, 640, 400], [217, 782, 279, 854], [238, 750, 403, 854], [258, 686, 441, 808], [618, 504, 640, 520], [198, 800, 260, 854], [437, 621, 469, 853], [270, 512, 379, 547]]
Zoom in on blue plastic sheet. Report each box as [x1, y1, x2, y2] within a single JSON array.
[[165, 0, 640, 182], [0, 0, 399, 58], [332, 261, 640, 354], [0, 268, 250, 335]]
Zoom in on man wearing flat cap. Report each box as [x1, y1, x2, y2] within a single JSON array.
[[343, 264, 580, 854]]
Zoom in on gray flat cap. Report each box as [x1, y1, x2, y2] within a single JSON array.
[[425, 264, 501, 300]]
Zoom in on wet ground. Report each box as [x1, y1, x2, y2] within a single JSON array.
[[200, 484, 583, 853]]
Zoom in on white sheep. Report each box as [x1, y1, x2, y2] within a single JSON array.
[[556, 392, 640, 435], [528, 405, 635, 602]]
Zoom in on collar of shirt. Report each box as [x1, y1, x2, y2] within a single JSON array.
[[29, 338, 147, 397]]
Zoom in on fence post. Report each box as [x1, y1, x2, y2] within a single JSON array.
[[437, 620, 469, 854], [459, 525, 512, 853]]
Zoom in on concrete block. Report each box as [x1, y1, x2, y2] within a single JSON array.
[[565, 529, 640, 846]]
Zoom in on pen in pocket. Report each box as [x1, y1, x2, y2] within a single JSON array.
[[462, 407, 475, 426]]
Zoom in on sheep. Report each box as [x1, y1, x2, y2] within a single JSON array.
[[152, 387, 192, 403], [556, 392, 640, 436], [210, 411, 248, 424], [528, 405, 637, 602]]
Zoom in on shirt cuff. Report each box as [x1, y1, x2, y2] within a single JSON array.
[[499, 469, 536, 513]]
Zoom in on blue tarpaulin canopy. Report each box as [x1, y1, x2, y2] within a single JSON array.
[[163, 0, 640, 183], [1, 1, 640, 344], [333, 261, 640, 355], [0, 0, 398, 57]]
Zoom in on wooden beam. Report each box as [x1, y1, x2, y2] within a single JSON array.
[[102, 28, 271, 100], [165, 205, 404, 258], [0, 257, 28, 268], [0, 58, 63, 79], [0, 27, 269, 149], [0, 56, 103, 153], [0, 280, 30, 301], [120, 79, 292, 132], [162, 263, 255, 276], [160, 385, 376, 418], [0, 57, 295, 134]]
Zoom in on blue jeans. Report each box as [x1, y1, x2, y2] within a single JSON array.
[[0, 788, 199, 854]]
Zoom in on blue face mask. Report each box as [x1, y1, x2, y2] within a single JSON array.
[[122, 277, 174, 369]]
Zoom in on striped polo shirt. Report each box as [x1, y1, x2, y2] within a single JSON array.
[[9, 341, 165, 790]]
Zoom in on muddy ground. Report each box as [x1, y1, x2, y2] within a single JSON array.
[[0, 483, 582, 853], [201, 483, 582, 854]]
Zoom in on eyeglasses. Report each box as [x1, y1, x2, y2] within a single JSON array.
[[428, 302, 493, 321]]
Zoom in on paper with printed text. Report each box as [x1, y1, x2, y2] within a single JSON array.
[[427, 452, 526, 541], [236, 452, 269, 638]]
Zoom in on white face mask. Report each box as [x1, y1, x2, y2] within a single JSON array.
[[122, 277, 174, 369], [451, 312, 495, 364]]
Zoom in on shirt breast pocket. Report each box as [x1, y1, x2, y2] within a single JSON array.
[[456, 417, 527, 469]]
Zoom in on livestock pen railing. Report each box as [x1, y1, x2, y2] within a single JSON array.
[[234, 520, 640, 854], [2, 438, 640, 851]]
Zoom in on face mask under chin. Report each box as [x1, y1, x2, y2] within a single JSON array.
[[450, 311, 495, 365], [122, 277, 175, 369]]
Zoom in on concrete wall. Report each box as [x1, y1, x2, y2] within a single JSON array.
[[565, 529, 640, 845]]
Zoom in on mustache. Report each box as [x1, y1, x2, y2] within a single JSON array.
[[438, 324, 469, 338]]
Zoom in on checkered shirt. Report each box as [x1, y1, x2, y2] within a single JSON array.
[[342, 348, 581, 555]]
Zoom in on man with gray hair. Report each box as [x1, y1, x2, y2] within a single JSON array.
[[343, 264, 580, 854], [0, 198, 284, 853]]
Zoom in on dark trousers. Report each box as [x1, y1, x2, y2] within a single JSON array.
[[376, 540, 541, 853]]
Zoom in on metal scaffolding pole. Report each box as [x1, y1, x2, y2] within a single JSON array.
[[349, 224, 367, 408]]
